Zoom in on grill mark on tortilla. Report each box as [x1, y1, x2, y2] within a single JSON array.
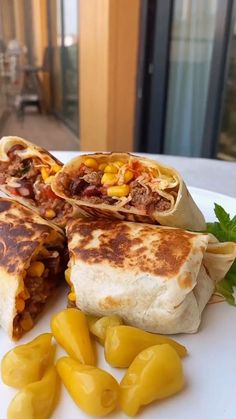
[[68, 219, 195, 278], [0, 223, 49, 274], [0, 198, 57, 275]]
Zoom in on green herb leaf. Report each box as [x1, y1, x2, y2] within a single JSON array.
[[214, 203, 236, 241], [216, 279, 236, 306], [225, 260, 236, 286], [206, 222, 227, 242], [206, 203, 236, 306]]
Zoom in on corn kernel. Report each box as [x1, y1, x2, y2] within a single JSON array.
[[107, 184, 130, 197], [84, 158, 98, 170], [124, 170, 134, 183], [104, 164, 118, 174], [98, 163, 107, 171], [52, 164, 61, 173], [114, 160, 124, 168], [101, 173, 117, 186], [21, 288, 30, 300], [20, 313, 34, 331], [41, 167, 50, 181], [68, 292, 76, 302], [27, 261, 45, 277], [65, 268, 71, 285], [44, 176, 55, 184], [16, 298, 25, 313], [45, 209, 56, 219]]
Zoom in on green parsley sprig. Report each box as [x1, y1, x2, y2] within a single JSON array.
[[206, 203, 236, 306]]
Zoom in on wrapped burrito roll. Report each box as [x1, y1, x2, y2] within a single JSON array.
[[0, 198, 66, 339], [66, 219, 236, 334], [0, 136, 76, 228], [52, 152, 205, 230]]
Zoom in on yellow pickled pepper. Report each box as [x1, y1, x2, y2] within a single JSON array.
[[1, 333, 55, 389], [120, 344, 185, 416], [104, 325, 187, 367], [7, 366, 59, 419], [56, 356, 119, 417], [51, 308, 95, 365], [88, 315, 123, 345]]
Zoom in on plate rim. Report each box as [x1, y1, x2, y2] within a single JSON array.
[[188, 185, 236, 202]]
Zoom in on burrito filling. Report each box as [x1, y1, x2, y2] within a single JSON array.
[[64, 267, 77, 308], [13, 246, 65, 339], [57, 158, 179, 214], [0, 144, 72, 222]]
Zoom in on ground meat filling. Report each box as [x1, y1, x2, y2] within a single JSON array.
[[0, 144, 72, 222], [13, 248, 64, 339], [57, 161, 173, 214], [129, 181, 171, 213]]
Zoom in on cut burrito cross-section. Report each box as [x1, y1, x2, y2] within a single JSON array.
[[0, 136, 76, 228], [0, 198, 66, 339], [52, 152, 206, 230]]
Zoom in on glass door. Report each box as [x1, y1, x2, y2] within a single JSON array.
[[135, 0, 233, 158], [49, 0, 79, 134], [218, 7, 236, 160], [164, 0, 219, 156]]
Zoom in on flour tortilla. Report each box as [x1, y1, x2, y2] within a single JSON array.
[[66, 219, 236, 334], [52, 152, 206, 230], [0, 198, 65, 339]]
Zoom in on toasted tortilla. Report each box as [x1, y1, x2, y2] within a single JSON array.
[[66, 219, 236, 334], [0, 136, 77, 228], [0, 198, 65, 339], [52, 152, 206, 230]]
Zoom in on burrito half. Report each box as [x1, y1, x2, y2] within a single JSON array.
[[0, 136, 76, 227], [0, 198, 66, 339], [66, 218, 236, 334], [52, 152, 206, 230]]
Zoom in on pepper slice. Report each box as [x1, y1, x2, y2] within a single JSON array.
[[7, 366, 59, 419], [56, 356, 119, 417], [51, 308, 95, 365], [88, 315, 123, 345], [120, 344, 185, 416], [1, 333, 55, 389], [104, 325, 187, 368]]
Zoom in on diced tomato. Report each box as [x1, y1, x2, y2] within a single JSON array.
[[43, 187, 57, 200], [131, 161, 143, 178], [7, 186, 20, 196]]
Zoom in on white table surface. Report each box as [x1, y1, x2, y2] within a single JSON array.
[[53, 151, 236, 198]]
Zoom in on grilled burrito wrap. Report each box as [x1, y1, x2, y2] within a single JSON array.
[[0, 198, 66, 339], [0, 136, 76, 227], [52, 152, 205, 230], [66, 219, 236, 334]]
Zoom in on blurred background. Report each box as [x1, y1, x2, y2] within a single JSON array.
[[0, 0, 235, 160]]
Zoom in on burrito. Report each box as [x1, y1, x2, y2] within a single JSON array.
[[66, 218, 236, 334], [0, 136, 76, 227], [0, 198, 66, 339], [52, 152, 206, 230]]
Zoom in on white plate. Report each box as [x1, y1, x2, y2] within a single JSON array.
[[0, 186, 236, 419]]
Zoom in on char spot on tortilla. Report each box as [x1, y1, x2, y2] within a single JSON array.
[[67, 218, 120, 241], [178, 272, 193, 289], [99, 295, 127, 310], [0, 221, 50, 275], [69, 220, 196, 278]]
